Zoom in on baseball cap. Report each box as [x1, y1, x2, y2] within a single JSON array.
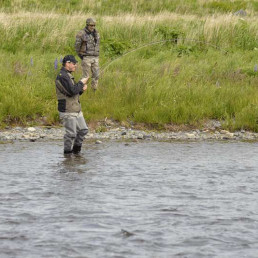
[[86, 18, 96, 25], [62, 55, 78, 64]]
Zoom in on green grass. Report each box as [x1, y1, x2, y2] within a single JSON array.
[[0, 3, 257, 131], [87, 49, 257, 131], [1, 0, 258, 15]]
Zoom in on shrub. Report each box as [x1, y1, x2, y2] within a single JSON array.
[[155, 25, 184, 44], [102, 38, 131, 58]]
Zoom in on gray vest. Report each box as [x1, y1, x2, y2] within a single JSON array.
[[55, 73, 81, 113]]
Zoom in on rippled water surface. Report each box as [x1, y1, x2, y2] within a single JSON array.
[[0, 140, 258, 258]]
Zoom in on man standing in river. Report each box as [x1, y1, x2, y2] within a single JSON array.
[[75, 17, 100, 91], [55, 55, 89, 155]]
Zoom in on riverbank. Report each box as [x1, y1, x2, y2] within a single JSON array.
[[1, 124, 258, 142], [1, 10, 257, 133]]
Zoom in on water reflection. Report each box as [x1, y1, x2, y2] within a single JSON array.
[[57, 154, 89, 174]]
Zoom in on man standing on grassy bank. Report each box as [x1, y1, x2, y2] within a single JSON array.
[[55, 55, 89, 155], [75, 17, 100, 91]]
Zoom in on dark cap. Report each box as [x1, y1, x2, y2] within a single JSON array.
[[62, 55, 78, 65]]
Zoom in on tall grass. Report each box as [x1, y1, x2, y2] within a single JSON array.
[[1, 0, 258, 15], [86, 49, 257, 131], [0, 10, 257, 131]]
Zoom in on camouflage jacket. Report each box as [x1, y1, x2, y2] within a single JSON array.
[[75, 27, 100, 57], [55, 67, 84, 113]]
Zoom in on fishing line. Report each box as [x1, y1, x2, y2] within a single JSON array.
[[99, 38, 228, 75]]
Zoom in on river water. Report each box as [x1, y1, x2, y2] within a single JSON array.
[[0, 140, 257, 258]]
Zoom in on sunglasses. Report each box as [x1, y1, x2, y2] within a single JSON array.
[[89, 24, 95, 27]]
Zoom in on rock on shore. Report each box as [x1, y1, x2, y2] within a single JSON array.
[[0, 126, 257, 142]]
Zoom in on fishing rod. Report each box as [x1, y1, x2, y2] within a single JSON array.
[[99, 38, 228, 75]]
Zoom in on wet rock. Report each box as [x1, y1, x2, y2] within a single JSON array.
[[121, 229, 134, 237], [27, 127, 36, 132], [137, 134, 144, 139], [14, 127, 23, 131], [220, 130, 230, 134], [0, 125, 257, 142], [186, 133, 196, 139], [22, 134, 31, 139], [143, 135, 152, 140]]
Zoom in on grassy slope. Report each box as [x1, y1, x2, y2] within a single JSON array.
[[0, 0, 257, 131]]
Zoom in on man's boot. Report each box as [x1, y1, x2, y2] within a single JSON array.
[[72, 145, 82, 154], [64, 149, 73, 157]]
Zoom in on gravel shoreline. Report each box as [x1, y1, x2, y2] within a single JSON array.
[[1, 126, 258, 142]]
